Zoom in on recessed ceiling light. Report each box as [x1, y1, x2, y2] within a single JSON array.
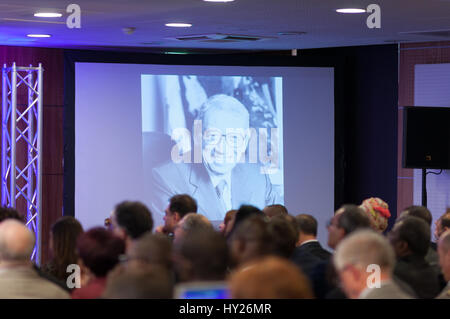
[[27, 34, 51, 38], [165, 23, 192, 28], [34, 12, 62, 18], [203, 0, 235, 2], [336, 8, 366, 13]]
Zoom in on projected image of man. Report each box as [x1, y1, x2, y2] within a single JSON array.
[[150, 94, 281, 221]]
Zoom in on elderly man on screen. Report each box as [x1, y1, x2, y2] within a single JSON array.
[[150, 94, 280, 221]]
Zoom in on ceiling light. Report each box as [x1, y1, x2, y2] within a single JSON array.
[[336, 8, 366, 13], [165, 23, 192, 28], [27, 34, 51, 38], [34, 12, 62, 18]]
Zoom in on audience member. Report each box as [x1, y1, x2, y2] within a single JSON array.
[[291, 214, 330, 285], [110, 201, 153, 250], [436, 230, 450, 299], [295, 214, 331, 260], [263, 204, 288, 219], [43, 216, 84, 285], [0, 206, 23, 223], [388, 216, 441, 299], [102, 264, 173, 299], [72, 227, 125, 299], [174, 213, 213, 244], [334, 229, 413, 299], [155, 194, 197, 236], [0, 220, 69, 298], [267, 214, 298, 258], [434, 210, 450, 242], [125, 232, 172, 271], [227, 205, 264, 239], [400, 205, 440, 270], [229, 256, 314, 299], [313, 204, 371, 299], [359, 197, 391, 233], [327, 204, 371, 250], [219, 209, 237, 237], [228, 215, 272, 268], [173, 229, 229, 282]]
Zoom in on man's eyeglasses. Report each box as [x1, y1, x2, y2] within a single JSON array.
[[203, 130, 246, 148]]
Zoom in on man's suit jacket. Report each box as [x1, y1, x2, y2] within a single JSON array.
[[359, 281, 414, 299], [0, 266, 70, 299], [393, 254, 441, 299], [297, 241, 332, 261], [150, 161, 280, 220]]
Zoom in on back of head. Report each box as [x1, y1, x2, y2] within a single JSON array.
[[295, 214, 318, 237], [267, 215, 298, 258], [50, 216, 84, 278], [263, 204, 288, 219], [0, 219, 35, 263], [401, 206, 432, 226], [391, 216, 430, 257], [174, 229, 229, 281], [102, 265, 173, 299], [229, 205, 264, 237], [169, 194, 197, 218], [178, 213, 213, 234], [0, 207, 23, 223], [337, 204, 371, 235], [229, 256, 314, 299], [359, 198, 391, 233], [334, 229, 396, 273], [114, 201, 154, 239], [128, 233, 172, 269], [77, 227, 125, 277]]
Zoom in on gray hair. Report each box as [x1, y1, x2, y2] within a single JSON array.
[[334, 229, 395, 273], [178, 213, 213, 233], [196, 94, 249, 124], [0, 219, 35, 262]]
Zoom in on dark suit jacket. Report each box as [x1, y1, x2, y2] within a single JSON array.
[[298, 241, 332, 261], [393, 254, 441, 299], [150, 161, 280, 220]]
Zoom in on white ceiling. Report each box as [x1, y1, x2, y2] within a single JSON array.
[[1, 0, 450, 51]]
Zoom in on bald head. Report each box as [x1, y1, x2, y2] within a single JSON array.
[[0, 220, 35, 262]]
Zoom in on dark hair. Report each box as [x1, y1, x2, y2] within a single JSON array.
[[231, 215, 272, 257], [402, 206, 432, 226], [264, 204, 288, 217], [295, 214, 318, 236], [114, 201, 153, 239], [169, 194, 197, 218], [268, 215, 298, 258], [0, 207, 23, 223], [128, 233, 172, 269], [394, 216, 430, 257], [48, 216, 84, 281], [77, 227, 125, 277], [174, 229, 229, 281], [229, 205, 264, 237], [337, 204, 371, 235]]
